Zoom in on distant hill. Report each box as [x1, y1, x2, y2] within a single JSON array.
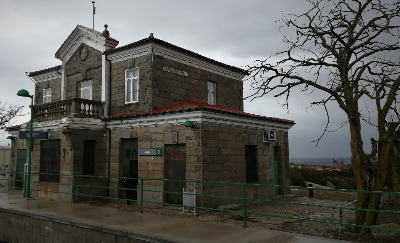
[[290, 157, 351, 166]]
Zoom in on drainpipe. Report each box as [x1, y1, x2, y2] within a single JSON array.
[[105, 52, 112, 197]]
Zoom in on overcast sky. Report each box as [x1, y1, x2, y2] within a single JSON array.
[[0, 0, 379, 159]]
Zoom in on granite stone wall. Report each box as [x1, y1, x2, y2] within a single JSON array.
[[64, 44, 103, 101], [35, 77, 62, 105], [109, 54, 244, 117]]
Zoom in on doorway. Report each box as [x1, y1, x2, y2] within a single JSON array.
[[274, 146, 282, 195], [119, 139, 138, 201], [165, 144, 186, 205]]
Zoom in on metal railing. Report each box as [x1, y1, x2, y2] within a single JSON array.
[[1, 172, 400, 238]]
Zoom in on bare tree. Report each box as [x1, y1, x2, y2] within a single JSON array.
[[0, 101, 23, 130], [247, 0, 400, 234]]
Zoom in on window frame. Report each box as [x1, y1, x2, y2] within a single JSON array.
[[125, 68, 139, 104], [43, 88, 52, 104], [79, 80, 93, 100], [207, 81, 217, 105]]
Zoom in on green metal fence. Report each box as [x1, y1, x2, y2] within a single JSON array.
[[1, 172, 400, 237]]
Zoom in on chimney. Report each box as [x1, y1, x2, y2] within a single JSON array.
[[102, 24, 110, 38]]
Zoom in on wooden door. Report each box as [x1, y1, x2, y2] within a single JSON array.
[[165, 144, 186, 205]]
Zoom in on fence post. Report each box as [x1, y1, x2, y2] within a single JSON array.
[[139, 178, 144, 213], [72, 175, 75, 203], [242, 184, 247, 228], [339, 207, 343, 233]]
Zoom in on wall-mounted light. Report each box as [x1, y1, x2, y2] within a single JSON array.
[[183, 120, 195, 128], [6, 136, 15, 140]]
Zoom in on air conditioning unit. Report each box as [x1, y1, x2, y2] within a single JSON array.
[[263, 130, 276, 142]]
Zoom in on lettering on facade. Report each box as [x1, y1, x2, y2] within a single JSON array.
[[163, 66, 188, 77]]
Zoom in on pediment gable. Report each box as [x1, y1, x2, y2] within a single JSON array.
[[55, 25, 118, 63]]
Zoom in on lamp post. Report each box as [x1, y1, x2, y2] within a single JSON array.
[[17, 89, 33, 199]]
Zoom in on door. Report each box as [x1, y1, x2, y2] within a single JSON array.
[[274, 146, 282, 195], [15, 149, 26, 189], [245, 145, 258, 183], [165, 144, 186, 205], [119, 139, 138, 201]]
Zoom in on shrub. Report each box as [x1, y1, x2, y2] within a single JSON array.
[[290, 174, 307, 187]]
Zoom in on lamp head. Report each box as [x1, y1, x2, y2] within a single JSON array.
[[17, 89, 31, 98], [183, 120, 195, 128], [6, 136, 15, 140]]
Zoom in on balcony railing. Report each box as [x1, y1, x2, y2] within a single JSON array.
[[33, 98, 104, 121]]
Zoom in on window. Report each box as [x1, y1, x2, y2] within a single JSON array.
[[207, 81, 216, 105], [40, 140, 60, 182], [43, 88, 52, 104], [79, 80, 92, 100], [125, 68, 139, 103], [83, 140, 95, 175], [245, 145, 258, 183]]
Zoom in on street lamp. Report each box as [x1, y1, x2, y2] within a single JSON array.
[[17, 89, 33, 199]]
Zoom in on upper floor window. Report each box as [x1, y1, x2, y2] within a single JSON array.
[[79, 80, 92, 100], [207, 81, 216, 105], [43, 88, 52, 104], [125, 68, 139, 103]]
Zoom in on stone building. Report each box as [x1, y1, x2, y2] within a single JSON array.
[[7, 25, 294, 207]]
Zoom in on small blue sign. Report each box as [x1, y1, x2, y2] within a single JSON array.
[[138, 149, 162, 156]]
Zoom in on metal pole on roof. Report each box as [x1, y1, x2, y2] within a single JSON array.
[[92, 1, 95, 29]]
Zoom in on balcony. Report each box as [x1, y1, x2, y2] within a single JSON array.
[[33, 98, 104, 122]]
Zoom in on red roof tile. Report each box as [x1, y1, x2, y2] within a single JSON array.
[[5, 125, 22, 131], [106, 99, 295, 124]]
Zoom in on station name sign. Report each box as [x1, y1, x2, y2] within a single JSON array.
[[19, 131, 48, 140], [138, 149, 162, 156], [163, 66, 188, 77]]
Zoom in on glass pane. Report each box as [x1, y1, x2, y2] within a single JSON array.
[[133, 79, 138, 101], [126, 69, 134, 78], [133, 68, 139, 77], [126, 80, 132, 102]]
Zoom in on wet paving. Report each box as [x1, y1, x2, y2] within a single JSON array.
[[0, 189, 353, 243]]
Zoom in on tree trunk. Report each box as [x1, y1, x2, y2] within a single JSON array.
[[351, 123, 392, 234], [392, 141, 400, 206]]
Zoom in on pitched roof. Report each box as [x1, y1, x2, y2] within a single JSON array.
[[105, 35, 249, 76], [28, 65, 61, 77], [106, 99, 295, 125]]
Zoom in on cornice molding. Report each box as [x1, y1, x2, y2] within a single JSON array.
[[107, 43, 246, 81], [106, 110, 292, 131], [106, 45, 152, 63], [30, 117, 104, 131], [31, 70, 61, 83], [152, 45, 246, 81]]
